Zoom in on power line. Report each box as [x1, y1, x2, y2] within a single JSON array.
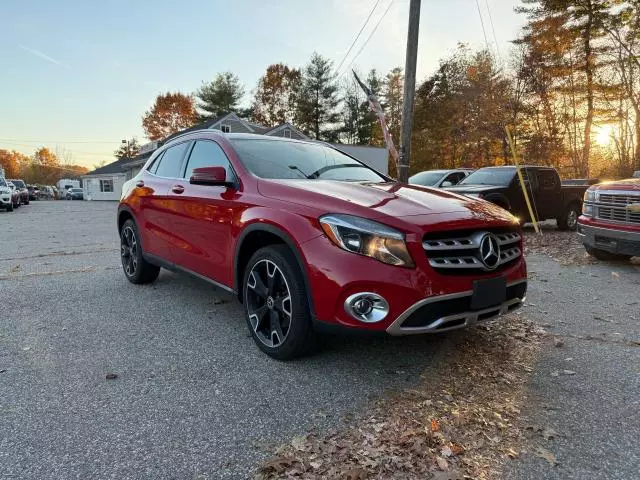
[[0, 141, 110, 156], [475, 0, 492, 56], [342, 0, 395, 76], [335, 0, 383, 75], [484, 0, 503, 66]]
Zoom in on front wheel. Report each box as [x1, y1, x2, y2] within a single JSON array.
[[6, 203, 13, 212], [557, 203, 580, 230], [120, 219, 160, 284], [243, 245, 316, 360], [585, 246, 632, 262]]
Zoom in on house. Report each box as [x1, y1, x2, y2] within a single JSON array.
[[88, 112, 389, 200], [82, 157, 131, 201]]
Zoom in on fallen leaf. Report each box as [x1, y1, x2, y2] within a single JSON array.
[[431, 471, 462, 480], [261, 457, 293, 474], [554, 337, 565, 348], [535, 446, 558, 466], [291, 434, 309, 451], [562, 370, 576, 376], [441, 445, 453, 457], [431, 419, 440, 432], [542, 428, 557, 440], [310, 460, 322, 469], [611, 271, 620, 279], [506, 447, 519, 458], [344, 467, 368, 480], [436, 456, 449, 470]]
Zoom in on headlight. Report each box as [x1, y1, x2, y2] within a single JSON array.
[[584, 189, 595, 202], [582, 203, 594, 216], [319, 214, 415, 267]]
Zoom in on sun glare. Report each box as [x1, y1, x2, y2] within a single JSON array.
[[595, 125, 614, 146]]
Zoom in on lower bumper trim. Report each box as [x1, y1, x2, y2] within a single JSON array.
[[386, 279, 526, 336]]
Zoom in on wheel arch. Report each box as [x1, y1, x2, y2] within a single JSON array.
[[234, 223, 316, 319], [484, 193, 511, 210], [117, 205, 135, 232]]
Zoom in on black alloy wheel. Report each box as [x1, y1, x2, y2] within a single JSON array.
[[246, 259, 293, 349], [243, 246, 316, 360], [120, 219, 160, 284]]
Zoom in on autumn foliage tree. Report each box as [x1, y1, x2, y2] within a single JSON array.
[[142, 92, 198, 141], [0, 150, 28, 178], [251, 64, 301, 127]]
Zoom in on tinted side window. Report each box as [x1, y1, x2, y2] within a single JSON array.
[[184, 140, 235, 180], [537, 170, 557, 190], [147, 152, 164, 174], [444, 172, 465, 185], [154, 143, 189, 178]]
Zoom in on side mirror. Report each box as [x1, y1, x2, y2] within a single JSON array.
[[441, 181, 453, 188], [189, 166, 232, 187]]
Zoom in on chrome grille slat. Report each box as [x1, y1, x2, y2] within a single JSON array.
[[424, 230, 522, 272]]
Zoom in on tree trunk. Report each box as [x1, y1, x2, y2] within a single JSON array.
[[581, 0, 595, 178]]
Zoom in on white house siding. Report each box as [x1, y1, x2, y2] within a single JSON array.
[[83, 174, 126, 201], [332, 144, 389, 175]]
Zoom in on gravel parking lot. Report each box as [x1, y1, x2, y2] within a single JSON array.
[[1, 201, 638, 479]]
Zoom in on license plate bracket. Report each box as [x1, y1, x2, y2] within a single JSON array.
[[471, 276, 507, 310]]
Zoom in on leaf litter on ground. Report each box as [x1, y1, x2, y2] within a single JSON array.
[[255, 315, 546, 479]]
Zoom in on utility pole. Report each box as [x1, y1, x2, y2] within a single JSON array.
[[398, 0, 421, 183]]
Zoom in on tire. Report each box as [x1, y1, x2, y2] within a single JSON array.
[[120, 219, 160, 284], [6, 203, 13, 212], [24, 198, 29, 205], [557, 202, 580, 231], [242, 245, 316, 360], [584, 246, 632, 262]]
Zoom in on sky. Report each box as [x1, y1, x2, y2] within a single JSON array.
[[0, 0, 524, 168]]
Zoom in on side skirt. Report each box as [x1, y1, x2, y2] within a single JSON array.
[[143, 252, 236, 294]]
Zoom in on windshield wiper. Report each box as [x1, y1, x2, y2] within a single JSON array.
[[288, 165, 314, 179]]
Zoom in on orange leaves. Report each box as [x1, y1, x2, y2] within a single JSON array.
[[431, 419, 441, 432], [142, 92, 198, 141]]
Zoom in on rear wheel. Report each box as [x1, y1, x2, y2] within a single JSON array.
[[120, 219, 160, 284], [557, 202, 580, 230], [585, 246, 632, 262], [243, 245, 316, 360]]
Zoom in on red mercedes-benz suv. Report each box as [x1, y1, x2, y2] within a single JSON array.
[[118, 131, 527, 359]]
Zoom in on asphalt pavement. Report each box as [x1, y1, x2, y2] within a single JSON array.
[[0, 201, 455, 479], [1, 201, 638, 479]]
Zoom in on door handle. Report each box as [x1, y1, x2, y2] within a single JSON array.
[[135, 180, 144, 188], [171, 184, 185, 194]]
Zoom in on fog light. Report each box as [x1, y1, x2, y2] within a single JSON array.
[[345, 292, 389, 323]]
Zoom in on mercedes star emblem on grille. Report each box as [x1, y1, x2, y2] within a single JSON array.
[[479, 233, 501, 270]]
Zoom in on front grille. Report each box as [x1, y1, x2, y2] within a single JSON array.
[[598, 193, 637, 206], [596, 206, 640, 225], [423, 228, 522, 273]]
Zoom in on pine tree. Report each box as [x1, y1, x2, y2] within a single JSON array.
[[196, 72, 245, 120], [295, 53, 341, 141]]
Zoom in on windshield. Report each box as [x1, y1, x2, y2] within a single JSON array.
[[11, 180, 25, 188], [460, 168, 515, 186], [409, 171, 446, 186], [0, 178, 6, 187], [72, 188, 83, 193], [229, 139, 386, 183]]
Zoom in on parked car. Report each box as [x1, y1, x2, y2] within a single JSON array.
[[0, 177, 14, 211], [578, 177, 640, 261], [38, 186, 54, 200], [27, 185, 39, 200], [118, 131, 527, 359], [8, 179, 29, 205], [7, 182, 21, 208], [409, 169, 474, 188], [444, 166, 590, 230], [66, 188, 84, 200]]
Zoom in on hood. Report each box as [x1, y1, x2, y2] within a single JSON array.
[[443, 184, 506, 194], [592, 178, 640, 192], [257, 179, 518, 230]]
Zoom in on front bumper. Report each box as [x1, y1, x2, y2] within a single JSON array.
[[302, 234, 527, 334], [577, 220, 640, 256], [0, 195, 11, 205]]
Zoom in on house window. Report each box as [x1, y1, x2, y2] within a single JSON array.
[[221, 124, 231, 133], [283, 128, 291, 138], [100, 179, 114, 193]]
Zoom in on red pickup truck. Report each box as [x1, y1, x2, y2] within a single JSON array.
[[578, 177, 640, 260], [118, 131, 527, 359]]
